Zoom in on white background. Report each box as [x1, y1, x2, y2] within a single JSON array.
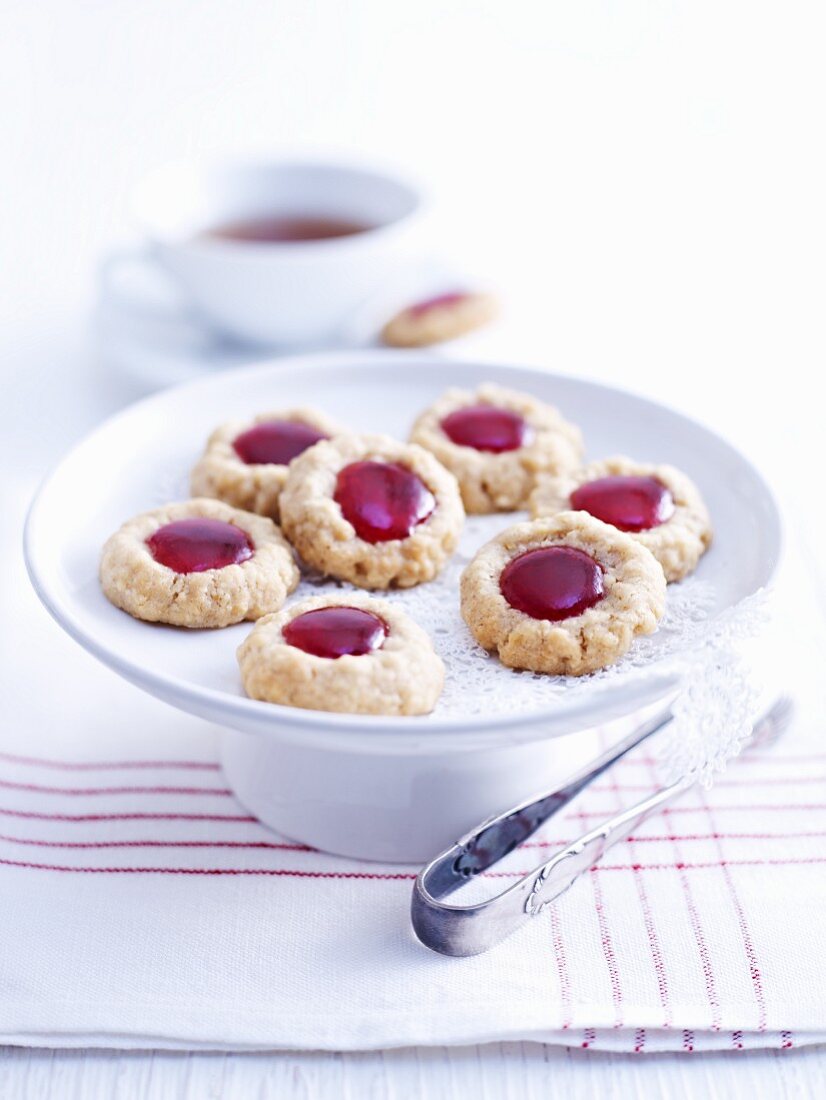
[[1, 1, 824, 1095]]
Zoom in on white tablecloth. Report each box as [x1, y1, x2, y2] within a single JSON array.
[[1, 488, 824, 1051]]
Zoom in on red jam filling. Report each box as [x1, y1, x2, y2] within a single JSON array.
[[500, 546, 604, 621], [232, 420, 328, 466], [334, 461, 435, 543], [409, 291, 467, 317], [146, 518, 253, 574], [283, 606, 388, 659], [440, 405, 530, 453], [570, 475, 675, 532]]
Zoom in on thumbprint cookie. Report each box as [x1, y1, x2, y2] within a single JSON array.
[[410, 383, 583, 513], [381, 291, 497, 347], [460, 511, 666, 676], [190, 407, 343, 522], [237, 594, 444, 715], [100, 498, 298, 628], [279, 434, 464, 589], [530, 456, 712, 582]]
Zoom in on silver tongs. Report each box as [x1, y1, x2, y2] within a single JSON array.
[[411, 697, 791, 957]]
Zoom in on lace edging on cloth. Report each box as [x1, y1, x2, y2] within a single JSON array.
[[656, 588, 771, 784]]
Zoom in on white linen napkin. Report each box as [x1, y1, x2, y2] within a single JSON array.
[[2, 493, 824, 1053]]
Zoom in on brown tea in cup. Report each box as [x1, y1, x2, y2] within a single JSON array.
[[203, 215, 373, 243]]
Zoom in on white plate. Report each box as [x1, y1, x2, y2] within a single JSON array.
[[25, 351, 780, 749], [24, 352, 781, 859]]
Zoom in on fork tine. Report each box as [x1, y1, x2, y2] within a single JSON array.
[[747, 694, 794, 750]]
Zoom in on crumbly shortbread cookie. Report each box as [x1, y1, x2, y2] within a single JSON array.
[[237, 593, 444, 715], [381, 291, 497, 347], [409, 383, 583, 513], [100, 498, 299, 628], [529, 456, 712, 582], [279, 434, 464, 589], [190, 407, 342, 522], [461, 511, 666, 676]]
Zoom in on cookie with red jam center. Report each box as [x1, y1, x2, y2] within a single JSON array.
[[238, 595, 444, 715], [146, 517, 254, 573], [570, 476, 675, 533], [333, 460, 436, 543], [279, 433, 464, 589], [100, 498, 298, 628], [232, 420, 329, 467], [410, 383, 583, 513], [530, 456, 712, 582], [499, 546, 605, 621], [190, 407, 343, 523], [380, 290, 497, 348], [282, 605, 388, 659], [460, 511, 666, 676], [440, 405, 531, 454]]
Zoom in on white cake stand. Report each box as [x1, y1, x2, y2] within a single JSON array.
[[24, 353, 781, 861]]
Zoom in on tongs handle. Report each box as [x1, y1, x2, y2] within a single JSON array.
[[411, 706, 678, 957], [412, 698, 788, 957]]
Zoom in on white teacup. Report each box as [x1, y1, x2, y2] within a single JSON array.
[[127, 158, 426, 347]]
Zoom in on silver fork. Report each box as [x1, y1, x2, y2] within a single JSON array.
[[411, 696, 793, 957]]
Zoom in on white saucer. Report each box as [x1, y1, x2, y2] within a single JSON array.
[[94, 249, 487, 390], [23, 354, 782, 859]]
